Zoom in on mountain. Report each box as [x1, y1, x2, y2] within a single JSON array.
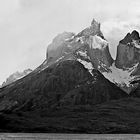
[[45, 19, 113, 71], [43, 19, 140, 93], [1, 69, 32, 87], [113, 30, 140, 93], [0, 18, 140, 133], [0, 18, 131, 133]]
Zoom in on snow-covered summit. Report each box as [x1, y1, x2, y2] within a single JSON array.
[[45, 18, 113, 71]]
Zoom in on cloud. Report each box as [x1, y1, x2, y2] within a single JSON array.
[[18, 0, 47, 10]]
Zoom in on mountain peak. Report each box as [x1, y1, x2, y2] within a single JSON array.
[[75, 18, 103, 38], [91, 18, 100, 26], [131, 30, 140, 40], [45, 18, 112, 70], [120, 30, 140, 44]]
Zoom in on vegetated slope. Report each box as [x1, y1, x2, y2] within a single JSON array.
[[44, 19, 140, 94], [0, 59, 129, 133], [0, 60, 127, 112], [1, 97, 140, 133]]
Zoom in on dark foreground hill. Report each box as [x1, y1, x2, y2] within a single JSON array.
[[1, 97, 140, 133], [0, 59, 129, 133], [0, 59, 139, 133]]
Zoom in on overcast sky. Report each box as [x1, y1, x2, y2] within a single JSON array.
[[0, 0, 140, 84]]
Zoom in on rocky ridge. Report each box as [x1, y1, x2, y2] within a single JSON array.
[[44, 19, 140, 93], [1, 69, 32, 87]]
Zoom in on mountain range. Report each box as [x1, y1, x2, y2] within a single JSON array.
[[0, 18, 140, 133]]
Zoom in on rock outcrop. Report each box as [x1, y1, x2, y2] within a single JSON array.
[[109, 30, 140, 93], [45, 19, 140, 93], [2, 69, 32, 87], [116, 30, 140, 69], [45, 19, 114, 73]]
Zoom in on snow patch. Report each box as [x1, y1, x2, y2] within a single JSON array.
[[98, 61, 109, 71], [89, 35, 108, 49], [56, 56, 65, 62], [76, 50, 90, 60], [78, 50, 87, 57], [132, 40, 140, 49], [102, 63, 139, 87], [77, 59, 94, 75]]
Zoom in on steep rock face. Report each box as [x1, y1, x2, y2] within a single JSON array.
[[109, 30, 140, 93], [87, 35, 113, 70], [44, 19, 113, 73], [116, 30, 140, 69], [2, 69, 32, 87], [102, 62, 139, 93], [76, 18, 104, 38], [44, 19, 140, 93]]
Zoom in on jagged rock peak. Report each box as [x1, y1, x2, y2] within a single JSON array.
[[120, 30, 140, 44], [91, 18, 100, 29], [76, 18, 104, 38], [45, 18, 112, 69], [131, 30, 140, 40]]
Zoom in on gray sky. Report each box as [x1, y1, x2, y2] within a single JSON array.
[[0, 0, 140, 83]]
